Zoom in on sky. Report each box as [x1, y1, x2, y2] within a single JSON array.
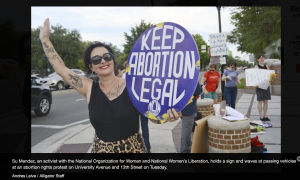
[[31, 7, 251, 62]]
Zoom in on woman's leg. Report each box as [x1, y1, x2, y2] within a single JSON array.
[[258, 101, 263, 118], [231, 87, 238, 109], [180, 113, 196, 153], [214, 99, 218, 104], [212, 91, 218, 104], [224, 87, 231, 106], [263, 100, 268, 118]]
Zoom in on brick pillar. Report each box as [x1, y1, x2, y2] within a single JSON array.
[[269, 64, 281, 85], [217, 92, 222, 102], [207, 116, 251, 153], [197, 98, 215, 118]]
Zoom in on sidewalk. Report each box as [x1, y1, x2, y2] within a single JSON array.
[[32, 88, 281, 153]]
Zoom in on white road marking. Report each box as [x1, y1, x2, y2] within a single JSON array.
[[76, 98, 86, 101], [31, 119, 90, 129]]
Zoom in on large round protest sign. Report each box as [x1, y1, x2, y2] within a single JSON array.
[[126, 22, 200, 124]]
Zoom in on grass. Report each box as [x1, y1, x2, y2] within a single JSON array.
[[236, 78, 244, 89]]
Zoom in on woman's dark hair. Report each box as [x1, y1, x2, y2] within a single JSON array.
[[114, 64, 125, 76], [209, 63, 217, 69], [257, 54, 265, 60], [82, 41, 116, 80], [230, 61, 237, 67]]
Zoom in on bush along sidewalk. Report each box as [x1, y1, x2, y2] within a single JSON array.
[[236, 78, 244, 89]]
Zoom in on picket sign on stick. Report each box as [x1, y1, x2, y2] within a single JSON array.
[[209, 32, 229, 56], [125, 22, 200, 124]]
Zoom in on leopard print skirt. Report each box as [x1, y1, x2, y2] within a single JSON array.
[[91, 131, 148, 153]]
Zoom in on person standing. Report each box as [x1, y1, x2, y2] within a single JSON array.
[[180, 82, 202, 153], [114, 64, 125, 77], [222, 61, 240, 109], [201, 64, 221, 104], [254, 54, 271, 121], [38, 18, 180, 153]]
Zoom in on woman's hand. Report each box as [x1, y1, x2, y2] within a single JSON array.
[[39, 18, 50, 42], [204, 88, 209, 95], [203, 85, 209, 95], [167, 108, 182, 122], [227, 76, 231, 80], [217, 88, 220, 93]]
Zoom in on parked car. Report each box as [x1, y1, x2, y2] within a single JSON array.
[[31, 79, 52, 116], [243, 67, 248, 70], [40, 69, 85, 90], [239, 66, 243, 70], [31, 74, 43, 83]]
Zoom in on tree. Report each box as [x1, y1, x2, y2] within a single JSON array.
[[111, 45, 123, 64], [227, 7, 281, 58], [191, 34, 210, 71], [119, 20, 154, 64], [31, 24, 84, 70], [264, 38, 281, 59]]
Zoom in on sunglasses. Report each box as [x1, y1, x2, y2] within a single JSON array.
[[91, 53, 113, 65]]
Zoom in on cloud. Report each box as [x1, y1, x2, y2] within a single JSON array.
[[32, 7, 247, 60]]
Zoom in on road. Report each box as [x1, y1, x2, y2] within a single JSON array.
[[31, 69, 245, 147], [31, 89, 90, 147]]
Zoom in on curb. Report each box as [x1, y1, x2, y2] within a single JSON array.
[[31, 123, 92, 153]]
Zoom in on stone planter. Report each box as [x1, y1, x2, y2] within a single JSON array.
[[207, 116, 251, 153], [197, 98, 215, 118]]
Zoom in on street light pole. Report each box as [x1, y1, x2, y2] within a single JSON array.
[[216, 6, 225, 100]]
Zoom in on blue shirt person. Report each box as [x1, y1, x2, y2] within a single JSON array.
[[222, 62, 240, 109]]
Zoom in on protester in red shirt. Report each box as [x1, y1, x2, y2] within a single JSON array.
[[200, 64, 221, 104]]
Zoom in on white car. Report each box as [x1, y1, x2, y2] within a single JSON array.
[[40, 69, 85, 90]]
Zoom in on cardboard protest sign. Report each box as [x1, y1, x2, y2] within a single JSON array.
[[209, 32, 228, 56], [126, 22, 200, 123], [245, 69, 275, 90]]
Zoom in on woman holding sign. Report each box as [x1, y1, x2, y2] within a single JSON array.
[[201, 64, 221, 104], [39, 18, 181, 153], [222, 61, 240, 109], [254, 54, 271, 121]]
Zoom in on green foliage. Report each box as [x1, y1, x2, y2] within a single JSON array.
[[228, 7, 281, 58], [225, 55, 251, 68], [111, 45, 122, 64], [31, 24, 84, 70], [119, 20, 154, 64], [191, 34, 210, 71], [236, 78, 244, 89]]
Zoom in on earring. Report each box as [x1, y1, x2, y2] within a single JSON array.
[[92, 71, 97, 83]]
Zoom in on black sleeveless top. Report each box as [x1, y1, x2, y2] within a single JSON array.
[[88, 81, 139, 142], [258, 64, 267, 69]]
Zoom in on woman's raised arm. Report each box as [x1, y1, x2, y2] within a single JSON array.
[[39, 18, 92, 97]]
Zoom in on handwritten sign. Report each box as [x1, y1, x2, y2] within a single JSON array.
[[209, 33, 228, 56], [245, 69, 275, 90], [126, 22, 200, 123], [220, 56, 226, 64]]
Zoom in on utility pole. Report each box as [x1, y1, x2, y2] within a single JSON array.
[[216, 6, 225, 100]]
